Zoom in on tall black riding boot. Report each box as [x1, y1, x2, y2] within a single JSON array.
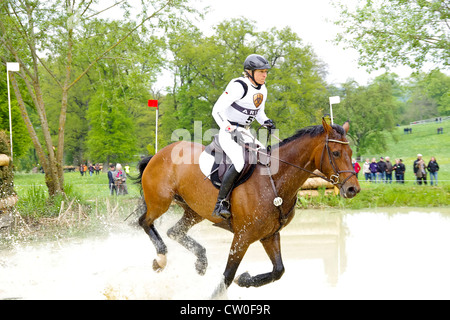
[[212, 165, 240, 219]]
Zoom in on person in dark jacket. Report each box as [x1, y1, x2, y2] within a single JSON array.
[[107, 164, 117, 195], [427, 156, 439, 186], [377, 157, 387, 183], [369, 158, 378, 182], [393, 159, 406, 183], [385, 156, 394, 183]]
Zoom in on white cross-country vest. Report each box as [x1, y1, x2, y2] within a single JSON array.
[[212, 77, 269, 129]]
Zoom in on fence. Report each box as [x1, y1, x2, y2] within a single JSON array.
[[410, 116, 449, 125]]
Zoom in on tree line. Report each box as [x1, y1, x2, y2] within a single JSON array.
[[0, 0, 449, 196]]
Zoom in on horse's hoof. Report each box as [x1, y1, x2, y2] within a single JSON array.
[[234, 271, 252, 287], [152, 254, 167, 272], [211, 276, 228, 300], [195, 258, 208, 276]]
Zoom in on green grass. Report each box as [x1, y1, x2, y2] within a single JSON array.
[[299, 120, 450, 209], [8, 120, 450, 222], [360, 120, 450, 183]]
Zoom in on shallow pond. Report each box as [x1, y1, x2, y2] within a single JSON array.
[[1, 207, 450, 300]]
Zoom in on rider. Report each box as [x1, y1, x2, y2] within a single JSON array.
[[211, 54, 276, 219]]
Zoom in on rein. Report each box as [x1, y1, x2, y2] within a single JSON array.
[[240, 125, 357, 233], [253, 128, 356, 188]]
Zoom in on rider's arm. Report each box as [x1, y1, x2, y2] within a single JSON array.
[[212, 81, 245, 130], [255, 105, 269, 125]]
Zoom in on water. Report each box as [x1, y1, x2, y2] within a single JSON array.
[[1, 207, 450, 300]]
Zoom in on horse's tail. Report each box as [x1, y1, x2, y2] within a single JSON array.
[[124, 156, 153, 223], [137, 155, 153, 183], [128, 155, 153, 193]]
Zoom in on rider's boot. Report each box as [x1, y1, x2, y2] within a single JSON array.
[[212, 165, 240, 219]]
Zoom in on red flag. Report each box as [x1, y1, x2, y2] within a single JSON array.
[[148, 99, 158, 108]]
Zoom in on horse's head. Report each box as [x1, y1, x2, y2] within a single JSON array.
[[315, 118, 361, 198]]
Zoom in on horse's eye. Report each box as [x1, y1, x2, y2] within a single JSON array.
[[332, 151, 341, 157]]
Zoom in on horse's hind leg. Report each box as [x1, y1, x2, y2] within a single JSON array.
[[167, 206, 207, 275], [138, 200, 171, 272]]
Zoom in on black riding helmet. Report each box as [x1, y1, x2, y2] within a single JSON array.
[[243, 54, 271, 87]]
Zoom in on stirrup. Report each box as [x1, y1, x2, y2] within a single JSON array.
[[212, 199, 231, 219]]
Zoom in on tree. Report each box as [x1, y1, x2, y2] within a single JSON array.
[[0, 75, 31, 161], [161, 19, 329, 147], [333, 0, 449, 70], [402, 70, 450, 122], [0, 0, 199, 195], [334, 76, 400, 157]]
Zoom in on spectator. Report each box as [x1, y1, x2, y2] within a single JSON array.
[[108, 164, 117, 195], [369, 158, 378, 182], [427, 156, 439, 186], [363, 158, 371, 182], [385, 156, 393, 183], [79, 164, 84, 176], [414, 154, 427, 185], [94, 163, 101, 175], [393, 159, 406, 184], [377, 157, 387, 183], [88, 163, 94, 176], [115, 163, 128, 195], [352, 158, 361, 179]]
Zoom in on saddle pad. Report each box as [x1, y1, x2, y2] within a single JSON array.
[[199, 150, 256, 190]]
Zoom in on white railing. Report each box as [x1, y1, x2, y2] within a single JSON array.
[[410, 116, 450, 125]]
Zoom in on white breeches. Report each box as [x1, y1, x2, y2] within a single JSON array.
[[218, 127, 264, 173]]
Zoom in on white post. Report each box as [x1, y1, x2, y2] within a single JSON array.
[[155, 107, 158, 153], [329, 96, 340, 125], [6, 62, 20, 162]]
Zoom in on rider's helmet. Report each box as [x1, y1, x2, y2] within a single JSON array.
[[243, 54, 270, 87], [244, 54, 271, 71]]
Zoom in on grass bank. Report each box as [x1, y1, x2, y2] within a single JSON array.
[[299, 182, 450, 210], [2, 120, 449, 242]]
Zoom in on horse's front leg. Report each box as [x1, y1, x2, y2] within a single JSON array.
[[211, 233, 251, 299], [235, 232, 285, 288]]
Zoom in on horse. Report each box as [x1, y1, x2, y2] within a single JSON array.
[[135, 118, 360, 297]]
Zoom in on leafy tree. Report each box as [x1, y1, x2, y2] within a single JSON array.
[[86, 86, 138, 165], [334, 75, 400, 157], [333, 0, 449, 70], [0, 0, 199, 195], [402, 70, 450, 122], [161, 19, 329, 147], [0, 75, 31, 161], [261, 26, 329, 136]]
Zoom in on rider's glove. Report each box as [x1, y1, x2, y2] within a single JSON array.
[[264, 119, 276, 132]]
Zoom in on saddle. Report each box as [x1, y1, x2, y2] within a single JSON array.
[[200, 134, 269, 190]]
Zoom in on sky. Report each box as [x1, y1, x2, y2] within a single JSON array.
[[194, 0, 415, 86], [100, 0, 424, 88]]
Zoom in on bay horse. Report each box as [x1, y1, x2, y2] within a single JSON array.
[[136, 118, 360, 297]]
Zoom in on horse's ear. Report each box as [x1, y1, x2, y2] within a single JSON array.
[[343, 120, 350, 134], [322, 117, 332, 135]]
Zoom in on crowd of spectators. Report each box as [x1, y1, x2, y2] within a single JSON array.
[[352, 154, 440, 186]]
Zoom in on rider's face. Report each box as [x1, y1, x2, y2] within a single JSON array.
[[253, 69, 268, 85]]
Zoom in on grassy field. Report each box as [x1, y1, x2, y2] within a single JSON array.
[[361, 120, 450, 183], [5, 120, 450, 235]]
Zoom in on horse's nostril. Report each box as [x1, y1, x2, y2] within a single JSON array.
[[346, 186, 357, 197]]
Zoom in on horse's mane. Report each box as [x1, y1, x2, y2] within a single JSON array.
[[275, 124, 346, 149]]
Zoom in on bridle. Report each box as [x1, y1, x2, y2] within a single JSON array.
[[249, 126, 358, 231], [247, 125, 356, 188], [318, 137, 357, 188], [253, 126, 357, 189]]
